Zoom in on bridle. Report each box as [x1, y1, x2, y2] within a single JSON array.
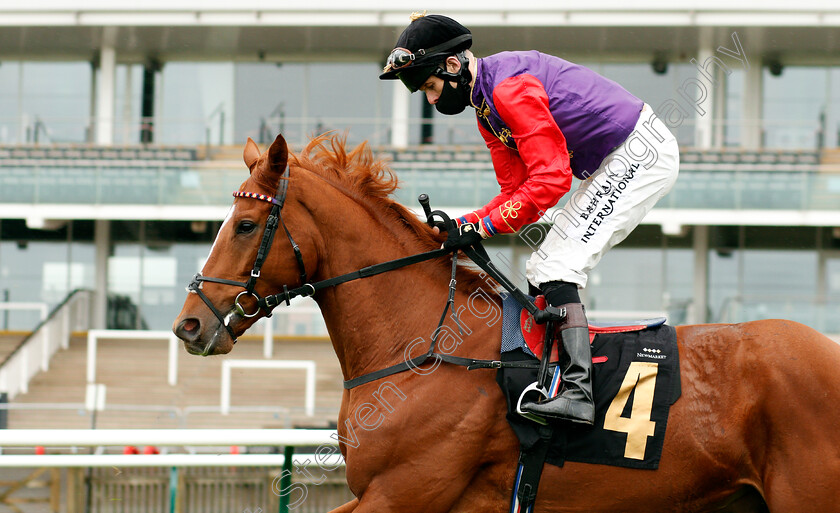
[[186, 164, 561, 388], [187, 165, 308, 342]]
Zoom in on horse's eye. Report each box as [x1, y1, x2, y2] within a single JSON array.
[[236, 221, 257, 235]]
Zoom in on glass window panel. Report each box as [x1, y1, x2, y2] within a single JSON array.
[[0, 62, 21, 143], [306, 62, 394, 146], [0, 240, 71, 330], [724, 68, 744, 146], [663, 248, 694, 325], [0, 62, 91, 143], [827, 68, 840, 148], [599, 62, 698, 146], [708, 248, 739, 322], [586, 248, 666, 316], [159, 62, 234, 145], [763, 67, 827, 149]]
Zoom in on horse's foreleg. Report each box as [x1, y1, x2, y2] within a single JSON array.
[[328, 498, 359, 513]]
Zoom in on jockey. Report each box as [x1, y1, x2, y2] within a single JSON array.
[[380, 13, 679, 425]]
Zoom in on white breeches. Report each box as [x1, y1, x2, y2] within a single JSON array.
[[525, 104, 680, 289]]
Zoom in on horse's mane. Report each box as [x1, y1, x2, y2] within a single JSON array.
[[289, 132, 491, 291]]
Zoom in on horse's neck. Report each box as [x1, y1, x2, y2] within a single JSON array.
[[309, 197, 460, 382]]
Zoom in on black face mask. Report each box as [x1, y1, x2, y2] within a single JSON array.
[[435, 80, 471, 115]]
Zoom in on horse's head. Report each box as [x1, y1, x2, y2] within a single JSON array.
[[173, 133, 319, 356]]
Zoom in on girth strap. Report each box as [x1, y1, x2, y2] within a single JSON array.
[[343, 352, 544, 389], [510, 424, 555, 512]]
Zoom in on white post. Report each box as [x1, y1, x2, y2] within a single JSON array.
[[742, 60, 763, 148], [95, 42, 117, 145], [694, 28, 715, 149], [61, 306, 70, 350], [220, 364, 231, 414], [93, 220, 109, 330], [691, 225, 710, 324], [20, 347, 28, 394], [86, 332, 97, 383], [390, 82, 410, 148], [40, 328, 49, 372], [168, 333, 178, 386], [263, 316, 273, 359], [121, 64, 133, 144]]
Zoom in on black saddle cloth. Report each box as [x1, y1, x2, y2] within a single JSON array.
[[496, 323, 681, 470]]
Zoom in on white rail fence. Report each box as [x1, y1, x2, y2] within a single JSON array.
[[0, 290, 92, 399], [0, 428, 339, 467], [0, 429, 349, 513], [221, 360, 317, 416], [86, 329, 179, 386], [84, 330, 319, 416]]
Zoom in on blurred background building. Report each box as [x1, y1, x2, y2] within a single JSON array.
[[0, 2, 838, 509]]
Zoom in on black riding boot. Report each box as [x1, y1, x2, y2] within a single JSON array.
[[522, 283, 594, 425]]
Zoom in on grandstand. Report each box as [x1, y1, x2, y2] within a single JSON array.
[[1, 1, 839, 510]]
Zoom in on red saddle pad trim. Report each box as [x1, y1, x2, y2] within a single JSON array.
[[520, 296, 650, 358]]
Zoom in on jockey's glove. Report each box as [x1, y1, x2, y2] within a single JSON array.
[[443, 221, 488, 251]]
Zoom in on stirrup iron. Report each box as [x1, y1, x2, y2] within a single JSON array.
[[516, 381, 550, 425]]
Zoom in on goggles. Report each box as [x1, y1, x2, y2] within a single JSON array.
[[384, 47, 420, 73], [382, 34, 472, 74]]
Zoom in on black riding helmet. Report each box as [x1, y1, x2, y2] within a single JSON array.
[[379, 14, 472, 93]]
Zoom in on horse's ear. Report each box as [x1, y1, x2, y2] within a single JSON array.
[[267, 133, 289, 172], [243, 137, 261, 173]]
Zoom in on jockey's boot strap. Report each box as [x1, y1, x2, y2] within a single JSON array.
[[522, 302, 595, 425]]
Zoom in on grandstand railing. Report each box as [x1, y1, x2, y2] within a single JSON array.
[[2, 147, 836, 213], [0, 289, 92, 400]]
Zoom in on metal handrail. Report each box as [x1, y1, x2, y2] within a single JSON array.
[[0, 288, 91, 369]]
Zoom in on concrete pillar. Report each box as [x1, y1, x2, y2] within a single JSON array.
[[690, 225, 709, 324], [93, 220, 110, 330], [95, 35, 117, 145], [390, 82, 410, 148], [692, 27, 731, 149], [742, 61, 763, 148], [121, 65, 133, 144], [693, 28, 715, 149]]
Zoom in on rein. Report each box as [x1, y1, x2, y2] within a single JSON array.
[[189, 165, 561, 388]]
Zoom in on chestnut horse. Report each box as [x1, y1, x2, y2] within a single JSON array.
[[174, 133, 840, 513]]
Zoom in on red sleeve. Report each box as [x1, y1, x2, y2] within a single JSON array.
[[477, 74, 572, 235]]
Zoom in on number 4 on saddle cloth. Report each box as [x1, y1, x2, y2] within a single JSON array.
[[498, 294, 682, 470]]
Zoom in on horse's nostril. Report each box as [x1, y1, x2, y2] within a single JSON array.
[[175, 318, 201, 343], [182, 318, 200, 333]]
